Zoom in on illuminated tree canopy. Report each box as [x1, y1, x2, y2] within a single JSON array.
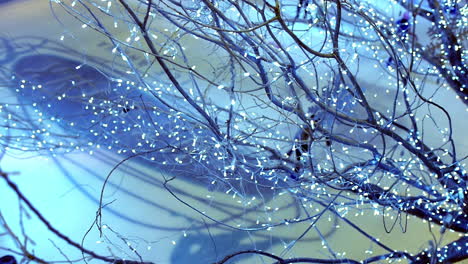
[[0, 0, 466, 263]]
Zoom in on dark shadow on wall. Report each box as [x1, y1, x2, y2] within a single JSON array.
[[0, 0, 15, 4], [13, 54, 113, 128], [0, 255, 17, 264], [171, 230, 271, 264]]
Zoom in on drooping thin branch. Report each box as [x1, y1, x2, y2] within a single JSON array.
[[0, 171, 153, 264]]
